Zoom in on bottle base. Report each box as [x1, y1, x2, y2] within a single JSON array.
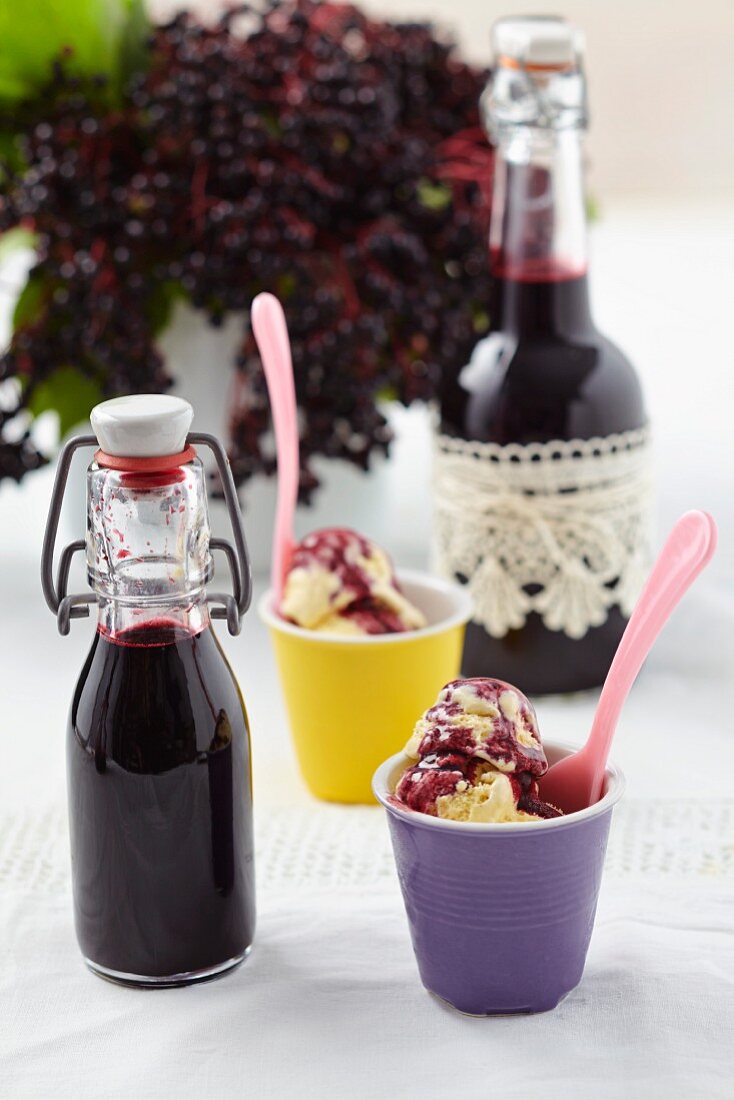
[[84, 946, 251, 989]]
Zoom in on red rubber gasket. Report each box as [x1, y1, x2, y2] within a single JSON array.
[[94, 445, 197, 472]]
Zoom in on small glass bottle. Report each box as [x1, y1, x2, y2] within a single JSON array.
[[436, 16, 652, 694], [44, 395, 255, 985]]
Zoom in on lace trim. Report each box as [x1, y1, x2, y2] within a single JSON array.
[[433, 427, 653, 639], [1, 801, 731, 894]]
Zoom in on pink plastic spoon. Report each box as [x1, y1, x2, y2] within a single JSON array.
[[251, 292, 299, 603], [540, 510, 718, 815]]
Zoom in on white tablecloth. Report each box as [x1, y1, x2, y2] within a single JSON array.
[[1, 201, 734, 1095], [1, 801, 733, 1099]]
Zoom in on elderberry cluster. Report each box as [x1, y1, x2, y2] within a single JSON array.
[[0, 1, 493, 496]]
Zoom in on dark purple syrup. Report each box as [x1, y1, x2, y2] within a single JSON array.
[[67, 620, 255, 983], [441, 268, 646, 694]]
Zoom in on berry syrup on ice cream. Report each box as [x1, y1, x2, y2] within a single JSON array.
[[395, 679, 562, 822], [280, 527, 426, 636]]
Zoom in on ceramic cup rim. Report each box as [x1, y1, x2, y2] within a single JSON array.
[[372, 740, 626, 834], [257, 569, 474, 646]]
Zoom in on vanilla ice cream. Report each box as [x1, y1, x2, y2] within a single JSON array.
[[280, 527, 426, 636], [395, 678, 562, 822]]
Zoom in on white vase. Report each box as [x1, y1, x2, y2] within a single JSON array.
[[160, 302, 434, 574]]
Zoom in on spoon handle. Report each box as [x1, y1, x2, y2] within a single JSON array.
[[586, 510, 717, 802], [251, 293, 299, 601]]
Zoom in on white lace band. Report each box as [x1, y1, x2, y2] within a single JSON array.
[[433, 427, 654, 639]]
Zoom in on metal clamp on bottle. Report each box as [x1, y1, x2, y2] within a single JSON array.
[[191, 431, 252, 635], [41, 413, 252, 637], [41, 433, 98, 635]]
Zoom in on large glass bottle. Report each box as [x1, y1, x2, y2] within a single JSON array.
[[436, 17, 652, 694], [44, 395, 255, 986]]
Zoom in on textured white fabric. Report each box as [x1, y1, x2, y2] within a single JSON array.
[[433, 428, 653, 638], [1, 801, 732, 1100], [3, 801, 733, 895]]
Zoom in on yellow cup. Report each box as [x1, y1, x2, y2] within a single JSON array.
[[259, 570, 473, 804]]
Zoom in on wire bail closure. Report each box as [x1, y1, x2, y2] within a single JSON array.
[[41, 432, 252, 636], [482, 49, 588, 141]]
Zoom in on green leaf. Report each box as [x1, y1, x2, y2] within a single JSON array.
[[261, 110, 282, 139], [0, 0, 150, 106], [118, 0, 149, 86], [27, 364, 103, 437], [12, 273, 47, 329], [331, 132, 350, 155], [416, 178, 452, 211], [0, 72, 29, 100], [0, 225, 37, 262], [472, 307, 490, 334], [276, 272, 297, 300], [146, 279, 187, 336], [0, 130, 26, 177]]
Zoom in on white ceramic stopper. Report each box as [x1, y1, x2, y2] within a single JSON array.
[[90, 394, 194, 457], [491, 16, 584, 68]]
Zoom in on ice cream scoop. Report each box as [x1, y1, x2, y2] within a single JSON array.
[[395, 678, 561, 822], [281, 527, 426, 635]]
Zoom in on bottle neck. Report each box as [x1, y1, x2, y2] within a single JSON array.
[[96, 593, 210, 642], [489, 128, 593, 335], [86, 456, 213, 643]]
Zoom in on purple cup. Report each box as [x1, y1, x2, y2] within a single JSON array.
[[372, 742, 625, 1015]]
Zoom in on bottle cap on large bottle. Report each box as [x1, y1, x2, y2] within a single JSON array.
[[91, 394, 193, 458], [491, 16, 584, 71], [484, 15, 587, 136]]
